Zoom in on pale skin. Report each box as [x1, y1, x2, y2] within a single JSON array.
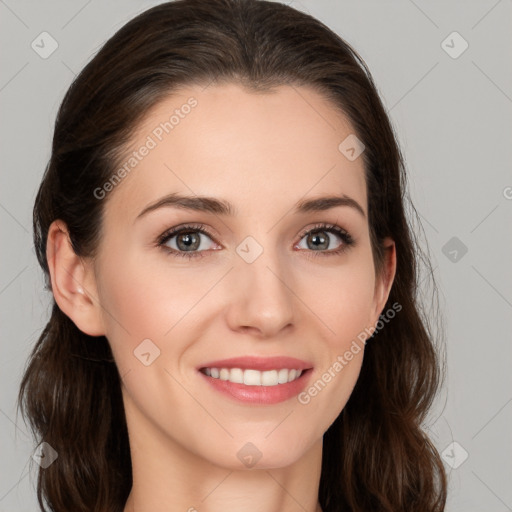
[[46, 83, 396, 512]]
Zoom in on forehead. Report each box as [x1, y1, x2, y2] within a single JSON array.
[[103, 82, 367, 224]]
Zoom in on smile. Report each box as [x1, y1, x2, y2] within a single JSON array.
[[200, 367, 303, 386]]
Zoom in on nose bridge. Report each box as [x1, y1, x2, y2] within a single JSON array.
[[226, 234, 296, 335]]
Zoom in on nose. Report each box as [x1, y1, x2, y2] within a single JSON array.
[[224, 246, 296, 338]]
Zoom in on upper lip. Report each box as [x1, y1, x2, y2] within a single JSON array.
[[198, 356, 313, 371]]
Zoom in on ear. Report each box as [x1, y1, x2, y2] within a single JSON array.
[[46, 219, 105, 336], [369, 237, 397, 328]]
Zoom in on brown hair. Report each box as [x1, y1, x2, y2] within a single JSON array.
[[17, 0, 447, 510]]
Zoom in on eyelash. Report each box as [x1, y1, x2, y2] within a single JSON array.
[[156, 222, 355, 260]]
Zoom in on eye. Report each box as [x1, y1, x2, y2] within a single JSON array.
[[156, 222, 355, 260], [295, 223, 355, 257], [157, 223, 219, 259]]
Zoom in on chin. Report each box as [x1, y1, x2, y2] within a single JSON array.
[[199, 435, 316, 471]]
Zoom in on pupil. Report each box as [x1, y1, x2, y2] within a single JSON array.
[[310, 232, 328, 250], [178, 232, 199, 251]]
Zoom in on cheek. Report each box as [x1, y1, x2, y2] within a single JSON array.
[[304, 255, 376, 339], [98, 235, 377, 362], [95, 254, 190, 364], [297, 256, 374, 414]]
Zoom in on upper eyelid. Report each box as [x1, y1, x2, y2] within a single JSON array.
[[297, 222, 350, 238], [168, 226, 219, 247]]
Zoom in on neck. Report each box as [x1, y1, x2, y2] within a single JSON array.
[[122, 415, 323, 512]]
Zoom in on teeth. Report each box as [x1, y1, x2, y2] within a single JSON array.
[[278, 368, 289, 384], [230, 368, 244, 384], [244, 369, 261, 386], [202, 367, 303, 386], [262, 370, 278, 386]]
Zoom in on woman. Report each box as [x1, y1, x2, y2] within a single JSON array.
[[17, 0, 447, 510]]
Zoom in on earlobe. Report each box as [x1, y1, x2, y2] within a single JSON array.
[[46, 220, 105, 336], [370, 237, 397, 327]]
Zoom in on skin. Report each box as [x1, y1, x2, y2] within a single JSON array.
[[46, 82, 396, 512]]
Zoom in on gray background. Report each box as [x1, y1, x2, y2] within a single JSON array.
[[1, 0, 511, 510]]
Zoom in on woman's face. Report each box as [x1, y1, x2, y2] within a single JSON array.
[[88, 82, 395, 469]]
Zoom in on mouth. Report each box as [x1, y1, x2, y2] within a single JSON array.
[[199, 367, 305, 386], [197, 356, 313, 404]]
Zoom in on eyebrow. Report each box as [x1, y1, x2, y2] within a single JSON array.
[[135, 192, 366, 222]]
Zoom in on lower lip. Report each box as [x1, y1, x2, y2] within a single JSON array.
[[199, 369, 312, 405]]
